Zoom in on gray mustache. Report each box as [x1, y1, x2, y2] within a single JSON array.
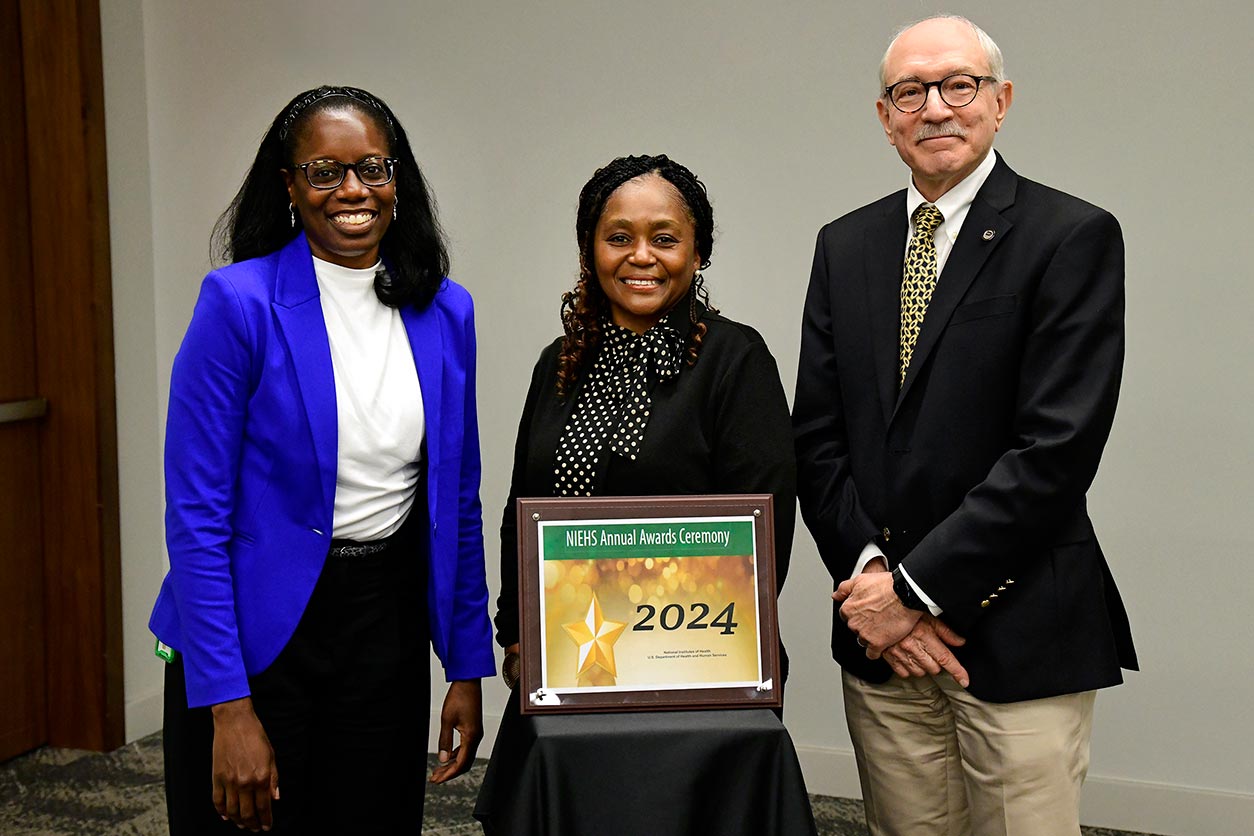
[[915, 121, 967, 141]]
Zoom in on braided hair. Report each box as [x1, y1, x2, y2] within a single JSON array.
[[556, 154, 717, 397], [210, 85, 450, 309]]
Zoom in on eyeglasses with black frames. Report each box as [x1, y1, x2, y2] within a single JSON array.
[[884, 74, 997, 114], [293, 156, 398, 190]]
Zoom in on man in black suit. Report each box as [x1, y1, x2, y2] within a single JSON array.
[[793, 15, 1137, 835]]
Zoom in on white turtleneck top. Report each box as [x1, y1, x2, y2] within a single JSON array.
[[312, 256, 424, 541]]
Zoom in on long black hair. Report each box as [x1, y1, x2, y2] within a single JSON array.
[[210, 85, 449, 308], [556, 154, 717, 396]]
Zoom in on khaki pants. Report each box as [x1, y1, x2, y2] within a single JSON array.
[[842, 670, 1096, 836]]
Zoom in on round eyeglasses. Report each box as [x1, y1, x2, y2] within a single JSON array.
[[294, 156, 397, 190], [884, 74, 997, 114]]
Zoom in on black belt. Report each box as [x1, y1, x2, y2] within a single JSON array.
[[327, 496, 420, 558], [328, 540, 392, 558]]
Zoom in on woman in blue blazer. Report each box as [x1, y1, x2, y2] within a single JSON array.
[[149, 86, 494, 834]]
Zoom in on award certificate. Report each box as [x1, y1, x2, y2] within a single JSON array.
[[516, 495, 781, 714]]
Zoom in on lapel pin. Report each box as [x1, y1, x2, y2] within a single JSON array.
[[982, 229, 996, 241]]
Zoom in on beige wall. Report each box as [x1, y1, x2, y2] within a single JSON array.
[[102, 2, 1254, 833]]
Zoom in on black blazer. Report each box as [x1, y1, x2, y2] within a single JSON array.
[[495, 310, 796, 666], [794, 154, 1137, 703]]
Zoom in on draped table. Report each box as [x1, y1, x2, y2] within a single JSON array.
[[474, 700, 818, 836]]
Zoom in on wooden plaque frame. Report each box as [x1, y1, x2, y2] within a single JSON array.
[[516, 494, 781, 714]]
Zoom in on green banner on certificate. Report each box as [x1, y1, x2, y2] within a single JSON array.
[[542, 520, 755, 560], [537, 518, 761, 691]]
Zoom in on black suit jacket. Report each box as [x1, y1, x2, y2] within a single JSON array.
[[794, 154, 1137, 703]]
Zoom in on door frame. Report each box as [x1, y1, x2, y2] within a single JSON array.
[[17, 0, 123, 752]]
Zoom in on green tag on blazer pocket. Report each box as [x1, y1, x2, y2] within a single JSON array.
[[154, 640, 177, 663]]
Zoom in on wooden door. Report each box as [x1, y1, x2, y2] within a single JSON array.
[[0, 0, 123, 758], [0, 0, 48, 761]]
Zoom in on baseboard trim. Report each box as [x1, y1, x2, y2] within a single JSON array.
[[124, 688, 163, 743], [792, 742, 1252, 836], [793, 741, 864, 801], [1079, 773, 1253, 836]]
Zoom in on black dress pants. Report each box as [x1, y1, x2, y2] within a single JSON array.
[[163, 530, 430, 835]]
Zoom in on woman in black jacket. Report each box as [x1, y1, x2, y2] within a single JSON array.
[[475, 154, 801, 834], [492, 153, 796, 693]]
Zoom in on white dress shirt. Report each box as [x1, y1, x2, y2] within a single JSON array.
[[313, 256, 424, 541], [852, 150, 999, 613]]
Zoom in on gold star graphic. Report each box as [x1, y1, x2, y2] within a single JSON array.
[[561, 591, 626, 678]]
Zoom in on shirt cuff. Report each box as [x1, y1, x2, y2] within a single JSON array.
[[851, 541, 887, 578], [898, 564, 943, 616]]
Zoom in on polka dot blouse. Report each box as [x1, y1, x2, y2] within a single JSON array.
[[553, 319, 686, 497]]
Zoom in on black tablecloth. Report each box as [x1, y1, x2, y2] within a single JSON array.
[[474, 695, 817, 836]]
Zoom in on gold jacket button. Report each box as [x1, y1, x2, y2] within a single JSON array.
[[981, 599, 990, 608]]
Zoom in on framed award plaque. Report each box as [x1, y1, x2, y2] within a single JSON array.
[[515, 494, 781, 714]]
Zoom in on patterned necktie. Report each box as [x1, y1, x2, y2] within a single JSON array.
[[899, 202, 945, 386]]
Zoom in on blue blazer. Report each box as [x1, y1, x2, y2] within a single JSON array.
[[150, 234, 495, 707]]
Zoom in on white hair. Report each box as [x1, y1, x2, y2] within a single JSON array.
[[878, 15, 1007, 92]]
